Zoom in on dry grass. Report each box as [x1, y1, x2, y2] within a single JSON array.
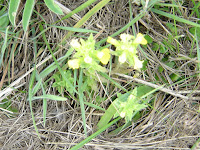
[[0, 0, 200, 149]]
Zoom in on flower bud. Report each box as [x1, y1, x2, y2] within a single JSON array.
[[107, 37, 119, 46], [68, 59, 80, 69], [70, 39, 81, 49], [84, 56, 92, 64], [120, 33, 134, 42]]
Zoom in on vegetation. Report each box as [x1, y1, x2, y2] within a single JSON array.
[[0, 0, 200, 149]]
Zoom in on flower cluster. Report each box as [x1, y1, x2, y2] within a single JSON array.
[[68, 33, 147, 72], [68, 34, 110, 73], [107, 33, 147, 70], [113, 87, 148, 123]]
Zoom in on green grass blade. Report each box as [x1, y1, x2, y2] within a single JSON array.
[[74, 0, 110, 28], [48, 25, 98, 33], [22, 0, 35, 31], [64, 0, 110, 39], [31, 95, 67, 101], [44, 0, 63, 15], [0, 26, 9, 69], [84, 102, 105, 111], [151, 8, 200, 28], [28, 68, 40, 139], [70, 117, 120, 150], [42, 97, 47, 126], [30, 27, 50, 41], [140, 85, 165, 99], [191, 137, 200, 150], [190, 0, 200, 19], [7, 32, 20, 84], [78, 69, 87, 136], [53, 0, 97, 24], [8, 0, 20, 26], [35, 71, 47, 127], [195, 28, 200, 71]]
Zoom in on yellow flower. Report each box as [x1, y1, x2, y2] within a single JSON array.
[[134, 33, 147, 45], [70, 39, 81, 49], [119, 53, 126, 63], [107, 36, 119, 46], [97, 48, 110, 65], [68, 59, 80, 69], [133, 56, 143, 70], [84, 56, 92, 64]]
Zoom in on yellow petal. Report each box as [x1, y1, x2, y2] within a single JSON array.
[[107, 36, 119, 45], [119, 53, 126, 63], [97, 51, 104, 59], [68, 59, 80, 69], [98, 48, 110, 65], [134, 56, 143, 70], [134, 33, 147, 45]]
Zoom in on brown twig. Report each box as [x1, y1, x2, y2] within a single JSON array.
[[115, 73, 200, 101]]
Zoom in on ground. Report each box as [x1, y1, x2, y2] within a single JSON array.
[[0, 0, 200, 149]]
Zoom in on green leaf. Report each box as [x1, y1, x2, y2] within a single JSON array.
[[44, 0, 63, 15], [144, 35, 153, 44], [0, 26, 9, 69], [166, 61, 175, 68], [137, 85, 154, 98], [22, 0, 35, 31], [97, 104, 118, 129], [170, 73, 180, 82], [152, 42, 159, 51], [189, 27, 200, 39], [0, 13, 9, 28], [8, 0, 20, 26], [78, 69, 87, 136], [160, 45, 167, 53]]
